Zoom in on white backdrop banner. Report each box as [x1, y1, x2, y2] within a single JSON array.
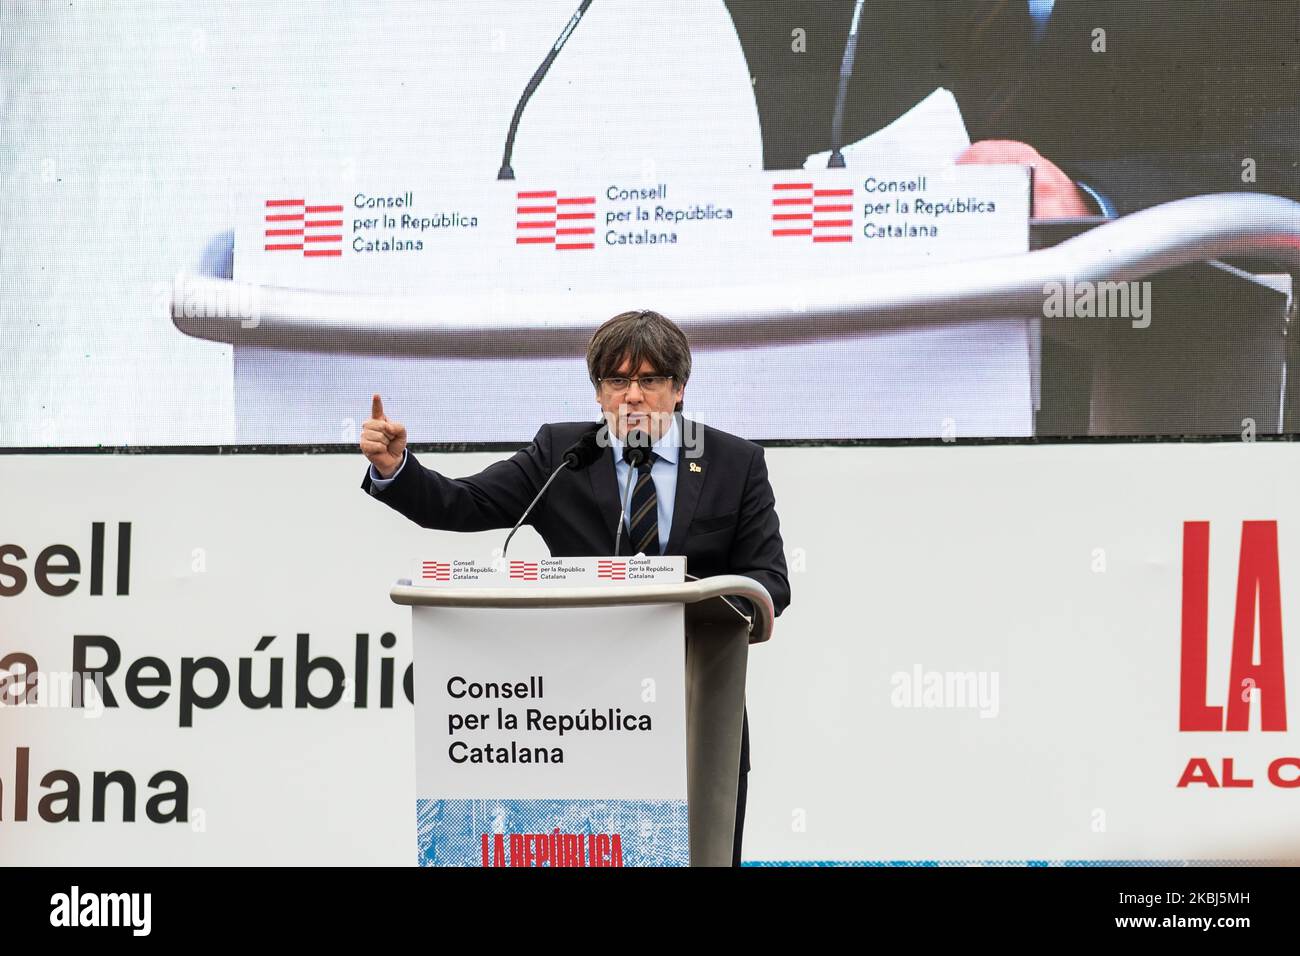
[[2, 443, 1300, 864]]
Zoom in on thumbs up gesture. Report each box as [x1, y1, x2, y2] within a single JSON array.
[[361, 394, 408, 479]]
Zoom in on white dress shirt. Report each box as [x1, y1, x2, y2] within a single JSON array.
[[608, 414, 681, 556]]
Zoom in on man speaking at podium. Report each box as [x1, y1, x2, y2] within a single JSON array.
[[359, 309, 791, 866]]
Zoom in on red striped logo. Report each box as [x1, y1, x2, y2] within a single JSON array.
[[515, 190, 595, 251], [509, 560, 539, 580], [421, 560, 451, 581], [771, 183, 853, 243], [597, 560, 627, 580], [265, 198, 344, 257]]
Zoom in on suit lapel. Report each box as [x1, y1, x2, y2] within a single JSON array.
[[665, 416, 706, 555]]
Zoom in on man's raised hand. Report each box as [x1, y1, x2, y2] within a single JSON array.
[[361, 393, 408, 479]]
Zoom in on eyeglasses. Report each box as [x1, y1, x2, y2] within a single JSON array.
[[598, 375, 674, 394]]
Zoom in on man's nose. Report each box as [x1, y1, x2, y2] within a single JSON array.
[[625, 381, 644, 401]]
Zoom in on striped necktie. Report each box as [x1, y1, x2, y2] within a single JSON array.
[[624, 451, 660, 556]]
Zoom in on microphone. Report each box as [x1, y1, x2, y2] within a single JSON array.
[[496, 0, 596, 180], [827, 0, 867, 169], [562, 422, 606, 470], [611, 442, 650, 556], [503, 421, 604, 557]]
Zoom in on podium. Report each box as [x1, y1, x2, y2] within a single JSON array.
[[390, 557, 774, 867], [1031, 215, 1295, 436]]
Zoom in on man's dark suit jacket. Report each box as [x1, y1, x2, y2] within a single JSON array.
[[361, 415, 792, 779], [360, 416, 790, 616]]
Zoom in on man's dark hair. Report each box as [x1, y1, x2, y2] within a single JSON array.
[[586, 309, 691, 412]]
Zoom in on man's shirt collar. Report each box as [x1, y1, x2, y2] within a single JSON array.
[[609, 413, 681, 465]]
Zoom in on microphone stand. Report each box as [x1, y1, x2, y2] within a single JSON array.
[[497, 0, 596, 180], [503, 422, 603, 557], [503, 464, 572, 557], [827, 0, 866, 169], [612, 444, 647, 555]]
